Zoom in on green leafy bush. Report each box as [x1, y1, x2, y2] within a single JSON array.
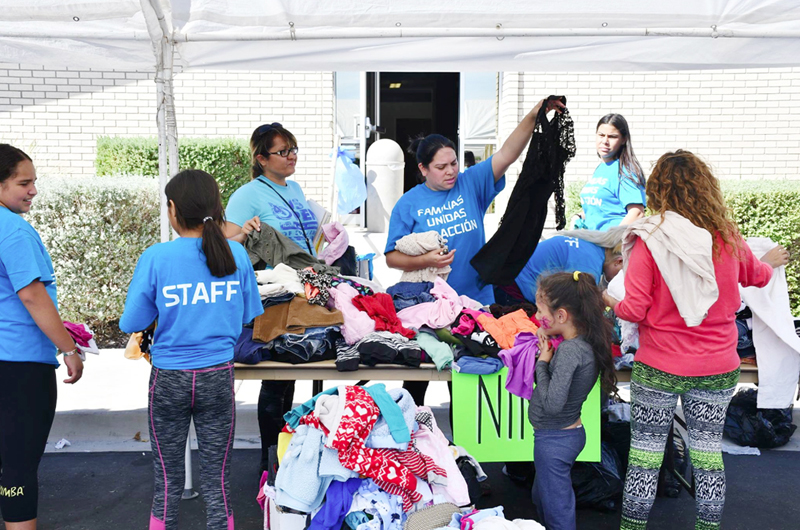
[[26, 176, 160, 345], [95, 137, 251, 205], [565, 179, 800, 314]]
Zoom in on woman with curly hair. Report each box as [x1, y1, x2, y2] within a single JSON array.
[[604, 150, 789, 530]]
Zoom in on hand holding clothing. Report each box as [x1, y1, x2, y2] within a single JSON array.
[[602, 289, 619, 310], [536, 327, 554, 363], [424, 248, 455, 269], [761, 244, 790, 268], [241, 215, 261, 235]]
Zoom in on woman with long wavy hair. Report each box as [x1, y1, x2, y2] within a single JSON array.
[[604, 150, 789, 530]]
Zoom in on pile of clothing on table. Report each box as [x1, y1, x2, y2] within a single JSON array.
[[237, 269, 565, 406], [236, 223, 560, 381], [234, 219, 387, 365], [380, 277, 563, 401], [258, 383, 545, 530], [234, 262, 384, 365]]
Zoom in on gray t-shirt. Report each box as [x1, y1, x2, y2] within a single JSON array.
[[528, 336, 599, 430]]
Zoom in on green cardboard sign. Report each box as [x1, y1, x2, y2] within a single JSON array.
[[451, 368, 600, 462]]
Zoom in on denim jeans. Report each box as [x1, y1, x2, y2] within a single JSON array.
[[531, 426, 585, 530], [387, 281, 435, 311]]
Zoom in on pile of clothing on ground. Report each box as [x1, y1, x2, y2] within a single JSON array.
[[259, 383, 545, 530]]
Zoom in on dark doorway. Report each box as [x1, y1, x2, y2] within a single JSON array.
[[375, 73, 459, 192]]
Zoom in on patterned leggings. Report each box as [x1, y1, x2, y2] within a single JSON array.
[[149, 362, 236, 530], [621, 363, 739, 530]]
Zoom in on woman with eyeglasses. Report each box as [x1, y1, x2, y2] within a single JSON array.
[[224, 123, 318, 477], [225, 123, 318, 255]]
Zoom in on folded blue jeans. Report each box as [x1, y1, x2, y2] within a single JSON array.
[[270, 326, 339, 361], [531, 426, 585, 530], [262, 291, 295, 309], [387, 281, 435, 311]]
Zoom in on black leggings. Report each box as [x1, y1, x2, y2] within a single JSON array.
[[0, 361, 57, 523], [258, 380, 295, 471], [402, 380, 453, 430]]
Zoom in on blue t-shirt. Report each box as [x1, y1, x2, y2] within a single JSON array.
[[226, 176, 319, 255], [515, 236, 606, 302], [580, 159, 646, 231], [0, 207, 59, 365], [120, 238, 264, 370], [384, 157, 504, 304]]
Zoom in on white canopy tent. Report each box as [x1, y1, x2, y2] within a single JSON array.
[[3, 0, 799, 489], [3, 0, 800, 239]]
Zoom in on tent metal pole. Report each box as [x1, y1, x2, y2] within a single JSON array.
[[155, 44, 170, 243], [147, 0, 179, 243], [173, 27, 800, 41], [164, 42, 179, 180]]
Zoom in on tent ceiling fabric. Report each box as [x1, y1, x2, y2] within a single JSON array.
[[1, 0, 800, 71]]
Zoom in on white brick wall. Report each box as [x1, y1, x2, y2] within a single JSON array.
[[498, 68, 800, 185], [494, 68, 800, 229], [2, 63, 798, 208], [0, 64, 335, 203]]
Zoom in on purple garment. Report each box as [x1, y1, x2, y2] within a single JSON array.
[[308, 478, 364, 530], [318, 221, 349, 265], [499, 332, 540, 400], [499, 332, 565, 400]]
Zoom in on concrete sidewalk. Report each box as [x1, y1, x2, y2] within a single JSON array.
[[48, 349, 800, 454], [48, 350, 457, 453]]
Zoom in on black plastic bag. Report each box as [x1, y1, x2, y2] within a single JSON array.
[[457, 457, 484, 505], [724, 388, 797, 448], [657, 427, 691, 498], [601, 419, 631, 479], [571, 442, 623, 512]]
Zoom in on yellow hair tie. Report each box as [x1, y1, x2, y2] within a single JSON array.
[[573, 271, 581, 282]]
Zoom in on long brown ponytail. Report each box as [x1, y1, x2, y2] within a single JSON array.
[[165, 170, 237, 278]]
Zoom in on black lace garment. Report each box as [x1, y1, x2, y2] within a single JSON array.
[[470, 95, 576, 286]]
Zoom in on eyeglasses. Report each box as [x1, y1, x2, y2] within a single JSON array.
[[267, 147, 299, 158], [255, 122, 282, 136]]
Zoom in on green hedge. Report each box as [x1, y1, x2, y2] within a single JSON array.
[[27, 176, 160, 345], [565, 180, 800, 314], [95, 137, 251, 205]]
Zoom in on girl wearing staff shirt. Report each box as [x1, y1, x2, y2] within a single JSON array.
[[121, 170, 262, 530], [385, 98, 566, 306], [0, 144, 83, 530], [579, 114, 646, 231]]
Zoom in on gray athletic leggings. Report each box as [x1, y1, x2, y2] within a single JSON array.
[[148, 361, 235, 530]]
